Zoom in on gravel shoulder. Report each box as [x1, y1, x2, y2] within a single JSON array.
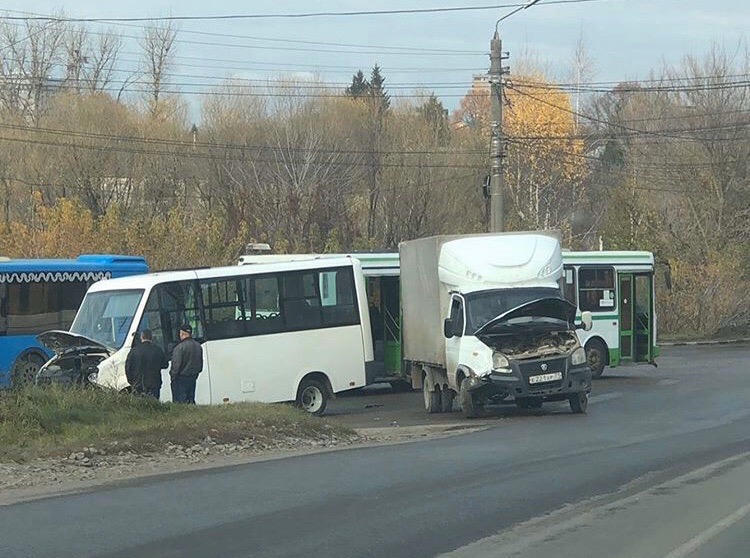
[[0, 422, 487, 506]]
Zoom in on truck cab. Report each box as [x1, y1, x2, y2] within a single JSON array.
[[400, 232, 593, 418]]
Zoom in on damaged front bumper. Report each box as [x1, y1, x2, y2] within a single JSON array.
[[469, 356, 591, 403]]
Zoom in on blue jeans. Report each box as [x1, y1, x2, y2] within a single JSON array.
[[171, 375, 197, 404]]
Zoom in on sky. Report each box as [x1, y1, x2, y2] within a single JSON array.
[[3, 0, 748, 119]]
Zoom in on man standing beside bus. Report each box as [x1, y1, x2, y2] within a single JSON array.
[[170, 324, 203, 404], [125, 329, 168, 398]]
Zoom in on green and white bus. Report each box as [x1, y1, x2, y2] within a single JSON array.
[[560, 251, 658, 377], [240, 250, 657, 382]]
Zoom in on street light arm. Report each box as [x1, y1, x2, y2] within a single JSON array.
[[494, 0, 543, 34]]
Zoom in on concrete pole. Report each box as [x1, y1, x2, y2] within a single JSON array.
[[489, 31, 504, 232]]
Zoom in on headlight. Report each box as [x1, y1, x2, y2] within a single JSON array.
[[88, 372, 99, 384], [492, 352, 509, 370], [571, 347, 587, 366]]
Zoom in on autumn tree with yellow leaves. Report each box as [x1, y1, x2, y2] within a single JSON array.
[[503, 76, 587, 241]]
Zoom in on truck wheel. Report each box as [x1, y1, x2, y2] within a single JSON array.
[[569, 392, 589, 414], [296, 378, 328, 416], [440, 389, 455, 413], [585, 339, 607, 379], [459, 381, 482, 419], [423, 381, 442, 413]]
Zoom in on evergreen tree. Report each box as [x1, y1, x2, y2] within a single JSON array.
[[368, 64, 390, 114], [345, 70, 369, 98], [418, 94, 450, 146]]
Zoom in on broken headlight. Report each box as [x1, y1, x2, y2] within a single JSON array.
[[492, 352, 510, 371], [571, 347, 586, 366]]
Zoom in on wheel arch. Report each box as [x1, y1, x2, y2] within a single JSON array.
[[295, 370, 334, 399]]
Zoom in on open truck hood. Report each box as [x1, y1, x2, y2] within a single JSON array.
[[474, 297, 577, 336], [37, 330, 113, 355]]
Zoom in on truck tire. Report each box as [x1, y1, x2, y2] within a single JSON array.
[[459, 380, 482, 419], [569, 392, 589, 414], [423, 381, 442, 413], [585, 339, 607, 379], [440, 389, 455, 413]]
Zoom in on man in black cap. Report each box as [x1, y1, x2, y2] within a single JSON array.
[[170, 324, 203, 404], [125, 329, 168, 398]]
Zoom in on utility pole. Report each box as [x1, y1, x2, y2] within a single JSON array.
[[488, 30, 505, 232]]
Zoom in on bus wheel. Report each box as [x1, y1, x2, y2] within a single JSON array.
[[585, 339, 607, 379], [423, 381, 442, 413], [296, 378, 328, 416], [11, 352, 46, 388]]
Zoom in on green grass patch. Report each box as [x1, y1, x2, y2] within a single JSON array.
[[0, 385, 354, 462]]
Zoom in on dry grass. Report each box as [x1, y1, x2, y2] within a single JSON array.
[[0, 385, 354, 462]]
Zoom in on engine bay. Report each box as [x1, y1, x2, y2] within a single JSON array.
[[482, 330, 579, 360]]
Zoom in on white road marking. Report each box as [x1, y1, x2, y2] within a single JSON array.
[[661, 502, 750, 558]]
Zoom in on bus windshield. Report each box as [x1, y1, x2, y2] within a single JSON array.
[[70, 289, 144, 350]]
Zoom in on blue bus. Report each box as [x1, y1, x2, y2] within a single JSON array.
[[0, 254, 148, 387]]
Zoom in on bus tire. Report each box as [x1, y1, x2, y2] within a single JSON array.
[[585, 339, 607, 379], [11, 351, 46, 388], [423, 381, 442, 413], [296, 378, 328, 416]]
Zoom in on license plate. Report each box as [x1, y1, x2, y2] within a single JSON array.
[[528, 372, 562, 384]]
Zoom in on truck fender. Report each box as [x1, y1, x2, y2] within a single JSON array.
[[454, 366, 474, 391]]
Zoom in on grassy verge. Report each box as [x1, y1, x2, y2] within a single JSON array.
[[0, 385, 355, 462]]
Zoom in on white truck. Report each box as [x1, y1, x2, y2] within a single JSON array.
[[401, 232, 593, 418]]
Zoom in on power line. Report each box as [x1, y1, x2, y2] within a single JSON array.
[[0, 0, 617, 22], [505, 83, 750, 141], [0, 132, 488, 170]]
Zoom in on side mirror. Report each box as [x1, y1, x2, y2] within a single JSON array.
[[443, 318, 454, 338], [577, 311, 593, 332]]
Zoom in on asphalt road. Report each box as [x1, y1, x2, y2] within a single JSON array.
[[3, 343, 750, 558]]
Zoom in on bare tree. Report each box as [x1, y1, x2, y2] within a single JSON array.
[[85, 30, 121, 93], [568, 29, 597, 131], [140, 22, 177, 117], [0, 19, 67, 122]]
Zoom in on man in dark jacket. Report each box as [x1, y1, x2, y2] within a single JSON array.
[[125, 329, 168, 398], [170, 324, 203, 404]]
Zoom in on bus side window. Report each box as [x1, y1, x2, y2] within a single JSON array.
[[280, 271, 322, 330], [562, 267, 577, 306], [244, 275, 283, 336], [321, 268, 359, 327], [138, 280, 202, 353], [578, 267, 615, 312]]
